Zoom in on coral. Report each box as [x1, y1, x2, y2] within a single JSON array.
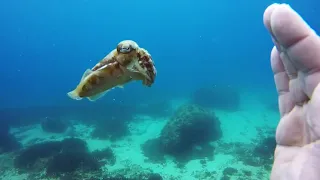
[[148, 173, 163, 180], [141, 139, 165, 163], [40, 116, 68, 133], [253, 136, 276, 159], [104, 164, 164, 180], [159, 104, 221, 156], [192, 85, 240, 111], [14, 141, 62, 170], [56, 169, 103, 180], [184, 143, 215, 162], [102, 176, 132, 180], [13, 137, 116, 178], [46, 151, 100, 176], [193, 170, 217, 179], [242, 170, 252, 177], [60, 137, 88, 153], [216, 131, 276, 171], [223, 167, 238, 176], [45, 138, 101, 177], [234, 135, 276, 168], [142, 104, 221, 164], [92, 147, 116, 165], [220, 175, 230, 180]]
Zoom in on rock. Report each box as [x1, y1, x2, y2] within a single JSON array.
[[159, 104, 222, 156]]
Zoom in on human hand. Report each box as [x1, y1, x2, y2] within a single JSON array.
[[264, 3, 320, 180]]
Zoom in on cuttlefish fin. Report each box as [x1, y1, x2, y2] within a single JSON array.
[[67, 90, 82, 100], [81, 69, 93, 81], [87, 90, 109, 101]]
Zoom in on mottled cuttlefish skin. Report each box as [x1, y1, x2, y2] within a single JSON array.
[[91, 40, 157, 87], [67, 40, 157, 101], [77, 62, 131, 98]]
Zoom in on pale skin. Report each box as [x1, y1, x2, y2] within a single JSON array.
[[263, 3, 320, 180]]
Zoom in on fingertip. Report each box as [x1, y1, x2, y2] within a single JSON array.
[[270, 4, 312, 48], [263, 3, 281, 33], [270, 46, 284, 74]]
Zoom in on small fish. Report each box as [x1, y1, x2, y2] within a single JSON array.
[[67, 62, 145, 101]]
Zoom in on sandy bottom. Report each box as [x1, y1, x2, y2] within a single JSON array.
[[0, 89, 279, 180]]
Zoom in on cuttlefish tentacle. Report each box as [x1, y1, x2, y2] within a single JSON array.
[[136, 48, 157, 86]]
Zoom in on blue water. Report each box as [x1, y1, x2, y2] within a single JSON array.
[[0, 0, 317, 108], [0, 0, 319, 179]]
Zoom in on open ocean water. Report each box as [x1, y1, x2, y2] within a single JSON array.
[[0, 0, 319, 180]]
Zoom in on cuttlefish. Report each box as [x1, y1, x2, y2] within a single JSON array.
[[67, 40, 157, 101]]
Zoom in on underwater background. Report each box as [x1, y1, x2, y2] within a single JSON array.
[[0, 0, 319, 180]]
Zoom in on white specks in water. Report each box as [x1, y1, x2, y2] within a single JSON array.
[[212, 84, 231, 88]]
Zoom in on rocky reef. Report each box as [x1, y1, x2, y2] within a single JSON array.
[[142, 104, 222, 164], [13, 138, 115, 179]]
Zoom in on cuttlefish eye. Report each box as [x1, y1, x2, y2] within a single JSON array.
[[116, 40, 139, 54], [117, 44, 133, 53]]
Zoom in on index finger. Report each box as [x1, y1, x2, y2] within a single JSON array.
[[264, 3, 320, 97]]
